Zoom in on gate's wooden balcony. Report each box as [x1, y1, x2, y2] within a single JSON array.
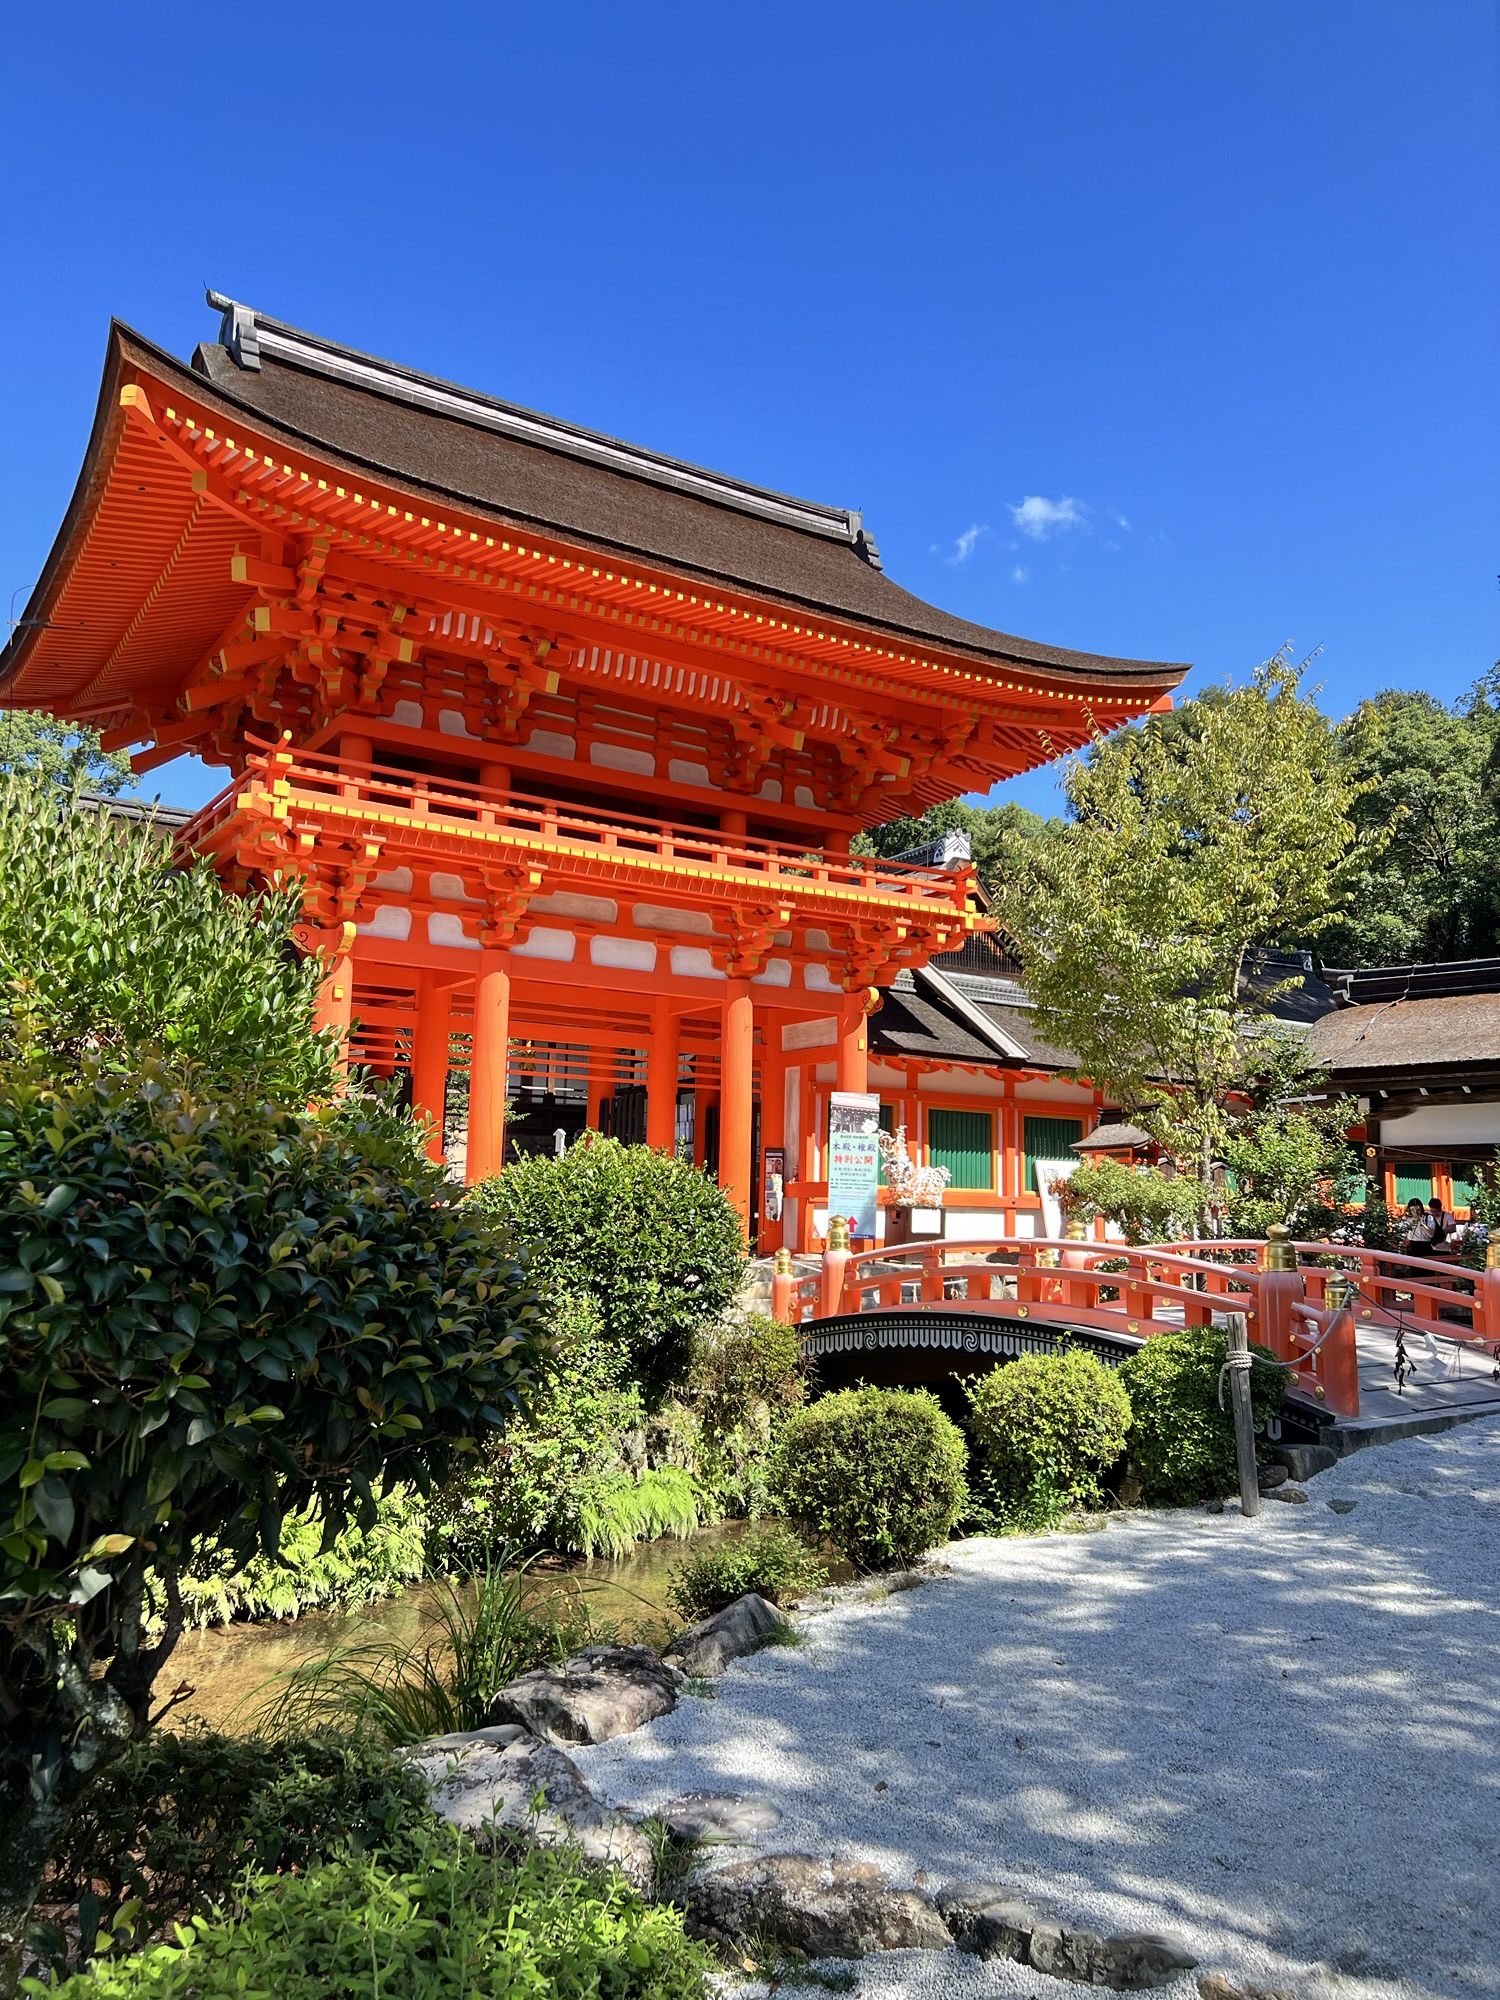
[[181, 743, 987, 980]]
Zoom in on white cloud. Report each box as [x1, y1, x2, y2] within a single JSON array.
[[947, 522, 988, 566], [1011, 565, 1029, 584], [1009, 495, 1088, 541]]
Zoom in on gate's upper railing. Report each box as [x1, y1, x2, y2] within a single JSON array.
[[769, 1225, 1500, 1423]]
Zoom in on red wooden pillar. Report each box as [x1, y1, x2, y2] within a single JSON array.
[[837, 993, 869, 1095], [466, 949, 511, 1185], [411, 972, 452, 1164], [313, 949, 354, 1074], [647, 1000, 679, 1152], [720, 981, 755, 1235]]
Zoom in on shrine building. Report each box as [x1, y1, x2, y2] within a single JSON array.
[[0, 294, 1188, 1247]]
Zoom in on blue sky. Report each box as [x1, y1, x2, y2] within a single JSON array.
[[2, 1, 1495, 816]]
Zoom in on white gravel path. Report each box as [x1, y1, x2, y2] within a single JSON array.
[[572, 1418, 1500, 2000]]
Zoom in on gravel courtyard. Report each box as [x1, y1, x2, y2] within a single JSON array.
[[573, 1419, 1500, 2000]]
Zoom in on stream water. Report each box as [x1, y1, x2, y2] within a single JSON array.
[[168, 1521, 754, 1734]]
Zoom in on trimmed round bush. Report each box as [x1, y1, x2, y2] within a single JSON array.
[[967, 1348, 1132, 1527], [1118, 1326, 1291, 1505], [769, 1388, 968, 1569], [469, 1137, 746, 1406]]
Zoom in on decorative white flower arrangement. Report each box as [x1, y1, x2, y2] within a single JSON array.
[[877, 1124, 951, 1209]]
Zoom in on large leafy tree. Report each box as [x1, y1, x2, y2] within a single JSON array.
[[990, 651, 1368, 1179], [0, 777, 335, 1104], [1301, 677, 1500, 966], [0, 711, 135, 798], [0, 1071, 544, 1980]]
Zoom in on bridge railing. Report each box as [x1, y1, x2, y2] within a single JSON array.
[[768, 1229, 1500, 1421]]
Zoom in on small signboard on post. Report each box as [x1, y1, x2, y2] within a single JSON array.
[[828, 1091, 881, 1241]]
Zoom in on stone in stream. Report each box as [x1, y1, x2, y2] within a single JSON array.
[[405, 1725, 655, 1892], [659, 1792, 783, 1841], [487, 1643, 679, 1745], [685, 1854, 951, 1957], [663, 1592, 791, 1677]]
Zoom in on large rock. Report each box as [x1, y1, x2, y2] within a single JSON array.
[[1274, 1442, 1338, 1483], [938, 1882, 1196, 1989], [938, 1882, 1049, 1962], [488, 1644, 678, 1745], [685, 1854, 951, 1957], [664, 1593, 791, 1677], [406, 1725, 656, 1892]]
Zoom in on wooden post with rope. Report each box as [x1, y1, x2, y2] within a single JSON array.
[[1222, 1309, 1260, 1517]]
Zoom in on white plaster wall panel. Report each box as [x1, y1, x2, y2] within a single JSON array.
[[916, 1070, 1005, 1097], [795, 786, 816, 809], [591, 741, 656, 776], [670, 946, 725, 980], [753, 959, 792, 987], [527, 728, 576, 760], [390, 699, 424, 729], [530, 891, 618, 923], [805, 930, 834, 954], [373, 867, 414, 893], [669, 759, 715, 789], [430, 871, 480, 903], [359, 905, 412, 940], [1011, 1078, 1097, 1103], [1379, 1102, 1500, 1146], [759, 778, 783, 800], [804, 964, 838, 991], [438, 709, 476, 737], [633, 904, 715, 934], [592, 936, 657, 971], [512, 927, 576, 962], [428, 913, 479, 950], [943, 1210, 1013, 1242]]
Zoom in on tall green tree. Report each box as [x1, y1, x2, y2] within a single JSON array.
[[1302, 677, 1500, 966], [0, 778, 335, 1104], [990, 651, 1368, 1179], [0, 710, 134, 797]]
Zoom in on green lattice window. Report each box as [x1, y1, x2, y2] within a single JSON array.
[[1451, 1167, 1482, 1212], [1024, 1115, 1084, 1193], [928, 1107, 994, 1190], [1393, 1162, 1432, 1206]]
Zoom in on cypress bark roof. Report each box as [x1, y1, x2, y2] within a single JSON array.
[[176, 296, 1183, 690]]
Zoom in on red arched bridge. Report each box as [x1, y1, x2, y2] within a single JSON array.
[[771, 1228, 1500, 1437]]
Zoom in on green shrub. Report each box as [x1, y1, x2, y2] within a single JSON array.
[[29, 1826, 711, 2000], [1118, 1326, 1292, 1504], [666, 1523, 827, 1621], [469, 1137, 746, 1405], [27, 1732, 432, 1982], [180, 1484, 429, 1627], [770, 1388, 968, 1569], [966, 1350, 1133, 1529], [0, 1068, 544, 1947], [0, 773, 335, 1102]]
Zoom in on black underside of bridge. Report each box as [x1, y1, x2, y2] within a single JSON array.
[[802, 1309, 1332, 1442]]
